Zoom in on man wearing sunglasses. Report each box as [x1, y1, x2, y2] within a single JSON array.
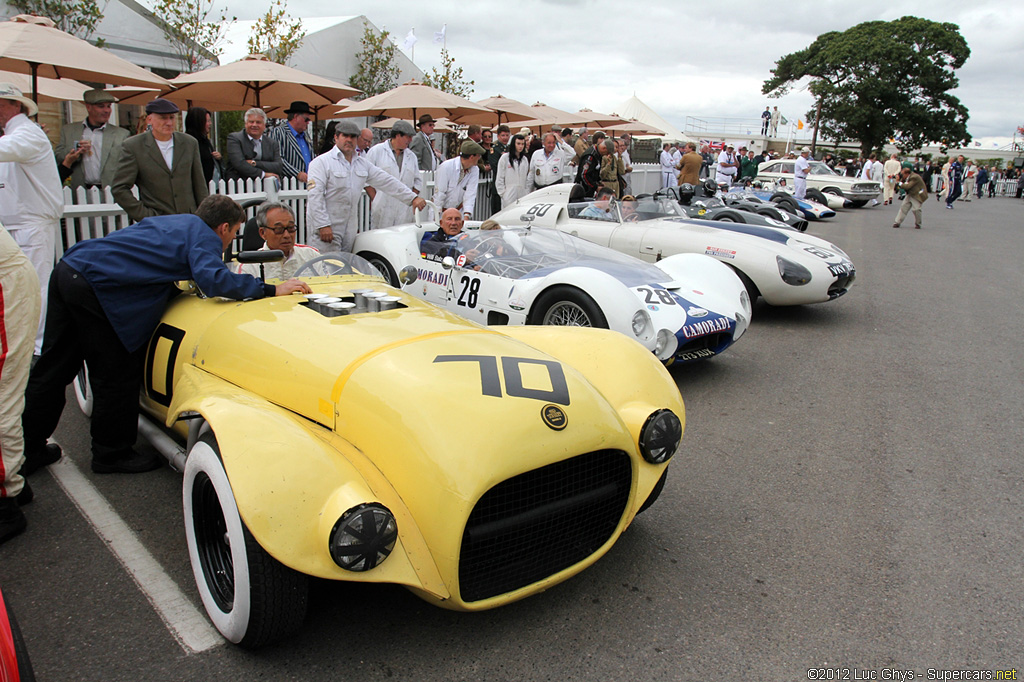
[[236, 202, 320, 280]]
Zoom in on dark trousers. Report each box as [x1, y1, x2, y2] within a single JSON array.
[[22, 262, 146, 462], [945, 182, 962, 206]]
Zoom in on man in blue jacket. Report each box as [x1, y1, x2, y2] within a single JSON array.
[[20, 195, 310, 476]]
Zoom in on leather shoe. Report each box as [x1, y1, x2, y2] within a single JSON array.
[[91, 449, 163, 474], [892, 223, 899, 228], [0, 499, 27, 546], [16, 479, 33, 506], [915, 225, 921, 229], [21, 443, 62, 477]]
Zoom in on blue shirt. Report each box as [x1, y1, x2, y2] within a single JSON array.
[[62, 214, 273, 352], [289, 121, 312, 171]]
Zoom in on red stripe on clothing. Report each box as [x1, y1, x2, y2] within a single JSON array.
[[0, 281, 8, 495]]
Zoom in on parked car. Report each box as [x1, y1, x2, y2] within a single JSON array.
[[492, 185, 856, 306], [353, 217, 751, 365], [78, 251, 686, 648], [655, 183, 810, 232], [756, 159, 880, 207], [733, 185, 837, 221]]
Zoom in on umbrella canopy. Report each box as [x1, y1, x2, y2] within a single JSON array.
[[0, 69, 91, 103], [335, 80, 493, 124], [525, 102, 589, 126], [370, 116, 457, 133], [602, 119, 665, 135], [574, 108, 628, 128], [118, 54, 361, 113], [457, 95, 535, 126], [0, 14, 172, 101]]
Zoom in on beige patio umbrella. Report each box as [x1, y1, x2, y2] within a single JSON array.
[[0, 69, 91, 103], [0, 14, 172, 104], [456, 95, 534, 126], [116, 54, 361, 114], [602, 119, 665, 135], [525, 102, 589, 126], [334, 80, 493, 124], [370, 116, 457, 133], [574, 108, 629, 128]]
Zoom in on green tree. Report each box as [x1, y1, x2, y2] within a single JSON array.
[[10, 0, 106, 44], [348, 21, 400, 98], [763, 16, 971, 156], [150, 0, 235, 73], [421, 48, 474, 97], [246, 0, 305, 65]]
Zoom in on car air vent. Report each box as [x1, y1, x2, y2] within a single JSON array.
[[302, 292, 408, 317]]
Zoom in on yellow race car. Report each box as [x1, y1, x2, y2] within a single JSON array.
[[127, 253, 684, 648]]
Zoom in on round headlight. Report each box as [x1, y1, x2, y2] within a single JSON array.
[[776, 256, 812, 286], [639, 409, 682, 464], [329, 503, 397, 571], [631, 309, 650, 337], [654, 328, 678, 361]]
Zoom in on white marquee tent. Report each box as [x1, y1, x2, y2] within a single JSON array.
[[615, 95, 695, 144]]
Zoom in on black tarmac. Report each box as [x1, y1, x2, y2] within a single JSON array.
[[2, 194, 1022, 681]]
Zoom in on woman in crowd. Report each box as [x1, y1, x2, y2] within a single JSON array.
[[185, 107, 221, 185], [495, 133, 531, 208]]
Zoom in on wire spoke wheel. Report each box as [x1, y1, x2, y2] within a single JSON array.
[[543, 301, 593, 326]]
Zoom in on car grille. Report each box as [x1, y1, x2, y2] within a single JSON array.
[[458, 449, 632, 603], [678, 332, 731, 355]]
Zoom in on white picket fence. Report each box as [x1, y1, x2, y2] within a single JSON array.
[[57, 164, 675, 258]]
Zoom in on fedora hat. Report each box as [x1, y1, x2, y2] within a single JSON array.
[[284, 101, 312, 115]]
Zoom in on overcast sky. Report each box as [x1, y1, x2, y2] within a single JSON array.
[[211, 0, 1023, 147]]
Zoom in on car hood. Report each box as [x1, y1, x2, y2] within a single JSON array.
[[185, 284, 638, 536]]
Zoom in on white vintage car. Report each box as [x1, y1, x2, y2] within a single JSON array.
[[490, 185, 856, 306], [756, 159, 879, 207], [352, 218, 751, 365]]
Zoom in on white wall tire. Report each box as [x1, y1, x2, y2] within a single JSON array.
[[183, 433, 308, 648], [73, 363, 93, 417]]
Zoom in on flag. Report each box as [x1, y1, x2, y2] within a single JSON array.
[[780, 115, 788, 125], [402, 29, 417, 51], [974, 141, 981, 147], [434, 24, 446, 44], [797, 119, 804, 130]]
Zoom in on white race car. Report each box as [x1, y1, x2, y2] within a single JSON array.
[[491, 185, 856, 306], [352, 217, 751, 365]]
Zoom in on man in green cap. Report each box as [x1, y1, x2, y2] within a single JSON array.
[[434, 139, 485, 219], [55, 88, 129, 190]]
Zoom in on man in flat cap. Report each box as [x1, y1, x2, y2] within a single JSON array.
[[112, 98, 208, 223], [365, 120, 423, 229], [409, 114, 441, 171], [266, 100, 314, 183], [306, 120, 427, 253], [0, 83, 63, 355], [55, 89, 130, 191], [434, 140, 485, 220]]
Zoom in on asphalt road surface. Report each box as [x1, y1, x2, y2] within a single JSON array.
[[3, 194, 1022, 681]]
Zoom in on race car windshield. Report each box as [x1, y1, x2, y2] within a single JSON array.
[[620, 197, 687, 222], [290, 252, 386, 281], [465, 226, 669, 281]]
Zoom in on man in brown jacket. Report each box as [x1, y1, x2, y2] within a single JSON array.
[[893, 166, 928, 229], [677, 142, 703, 185]]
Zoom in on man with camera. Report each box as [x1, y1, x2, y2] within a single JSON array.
[[55, 89, 129, 190]]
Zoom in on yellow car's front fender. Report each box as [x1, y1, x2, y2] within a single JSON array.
[[165, 365, 449, 601]]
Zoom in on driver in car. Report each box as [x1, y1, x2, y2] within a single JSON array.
[[421, 208, 478, 268], [235, 202, 320, 280], [578, 187, 617, 221]]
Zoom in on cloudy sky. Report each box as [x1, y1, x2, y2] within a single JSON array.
[[211, 0, 1023, 147]]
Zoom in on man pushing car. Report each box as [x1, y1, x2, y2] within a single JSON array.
[[20, 195, 311, 477]]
